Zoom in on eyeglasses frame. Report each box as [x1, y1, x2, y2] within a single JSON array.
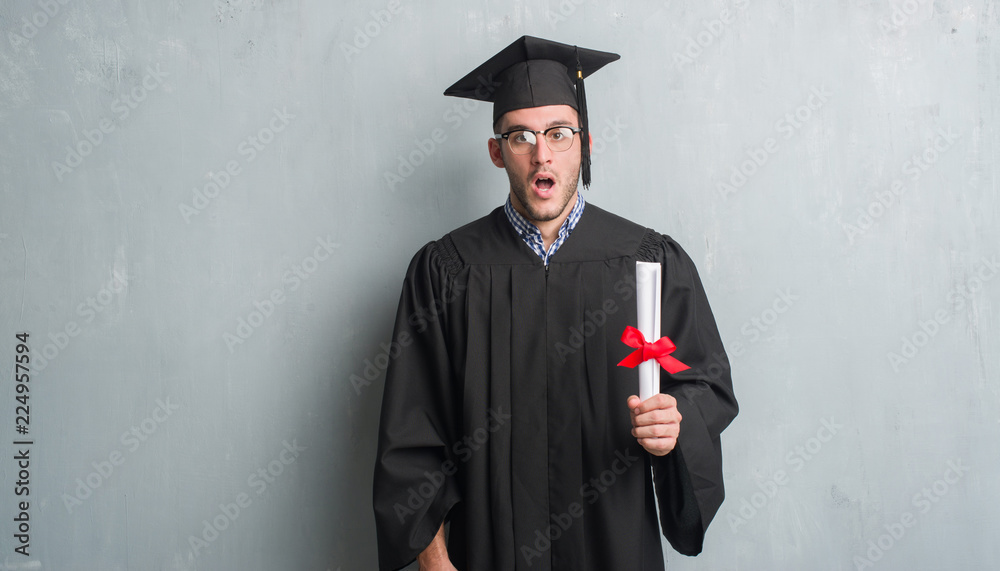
[[493, 126, 583, 155]]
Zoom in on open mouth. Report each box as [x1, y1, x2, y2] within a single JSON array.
[[533, 175, 555, 192]]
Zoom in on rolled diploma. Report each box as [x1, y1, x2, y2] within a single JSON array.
[[635, 261, 662, 401]]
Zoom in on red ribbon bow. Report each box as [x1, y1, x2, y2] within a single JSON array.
[[617, 326, 690, 374]]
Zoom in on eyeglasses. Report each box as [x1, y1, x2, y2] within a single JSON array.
[[494, 126, 582, 155]]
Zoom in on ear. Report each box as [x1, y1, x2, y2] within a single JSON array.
[[588, 132, 594, 154], [488, 137, 505, 168]]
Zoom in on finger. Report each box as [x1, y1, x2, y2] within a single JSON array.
[[639, 435, 677, 447], [632, 423, 680, 439], [631, 395, 657, 417], [638, 437, 677, 456], [626, 395, 641, 414], [634, 393, 678, 414], [632, 408, 682, 427]]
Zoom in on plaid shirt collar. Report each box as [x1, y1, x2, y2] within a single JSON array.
[[503, 192, 586, 266]]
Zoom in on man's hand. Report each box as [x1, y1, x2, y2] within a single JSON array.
[[627, 394, 681, 456], [418, 523, 458, 571]]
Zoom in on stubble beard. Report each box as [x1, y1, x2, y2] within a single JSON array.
[[506, 163, 581, 224]]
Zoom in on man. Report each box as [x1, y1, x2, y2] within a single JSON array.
[[373, 36, 737, 571]]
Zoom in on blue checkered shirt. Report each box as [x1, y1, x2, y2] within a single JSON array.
[[503, 193, 586, 266]]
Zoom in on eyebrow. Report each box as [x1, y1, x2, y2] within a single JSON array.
[[503, 119, 577, 132]]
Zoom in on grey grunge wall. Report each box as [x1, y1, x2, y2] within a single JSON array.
[[1, 0, 997, 569]]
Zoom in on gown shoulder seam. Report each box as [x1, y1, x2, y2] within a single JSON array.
[[635, 228, 664, 261], [436, 235, 464, 278]]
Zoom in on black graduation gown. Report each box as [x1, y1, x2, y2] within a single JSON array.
[[373, 204, 738, 571]]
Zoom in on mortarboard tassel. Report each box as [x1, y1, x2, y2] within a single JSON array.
[[575, 47, 591, 189]]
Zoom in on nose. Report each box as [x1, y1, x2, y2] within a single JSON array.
[[531, 135, 553, 164]]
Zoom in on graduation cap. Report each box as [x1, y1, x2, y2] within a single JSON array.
[[444, 35, 620, 188]]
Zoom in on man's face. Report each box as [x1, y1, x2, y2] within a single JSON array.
[[488, 105, 581, 224]]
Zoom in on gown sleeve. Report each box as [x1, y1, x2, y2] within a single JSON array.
[[641, 232, 739, 556], [372, 240, 464, 571]]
